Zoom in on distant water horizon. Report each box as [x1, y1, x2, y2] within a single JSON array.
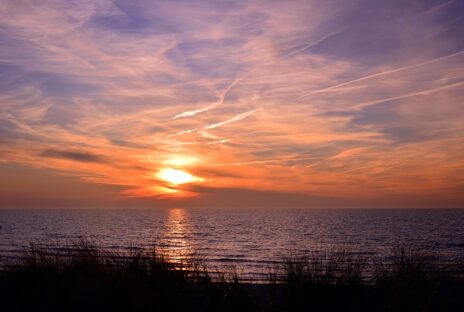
[[1, 208, 464, 281]]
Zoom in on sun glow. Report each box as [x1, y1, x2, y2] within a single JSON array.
[[164, 155, 198, 167], [157, 168, 202, 185]]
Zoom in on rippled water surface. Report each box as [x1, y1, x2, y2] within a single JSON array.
[[1, 208, 464, 280]]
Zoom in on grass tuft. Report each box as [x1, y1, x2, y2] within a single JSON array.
[[1, 242, 463, 311]]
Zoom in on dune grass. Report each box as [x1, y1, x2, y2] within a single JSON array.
[[0, 242, 463, 311], [0, 241, 255, 311], [271, 247, 464, 311]]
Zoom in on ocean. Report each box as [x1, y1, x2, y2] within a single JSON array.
[[1, 208, 463, 281]]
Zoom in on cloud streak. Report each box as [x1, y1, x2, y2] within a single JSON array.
[[284, 29, 345, 58], [173, 79, 241, 119], [166, 108, 259, 138], [300, 49, 464, 98], [40, 149, 108, 163], [353, 80, 464, 110], [204, 109, 259, 129]]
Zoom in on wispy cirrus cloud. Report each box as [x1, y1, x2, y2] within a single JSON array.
[[1, 0, 464, 207]]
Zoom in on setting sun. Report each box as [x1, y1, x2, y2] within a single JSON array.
[[157, 168, 202, 185]]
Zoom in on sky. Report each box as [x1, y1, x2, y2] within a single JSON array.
[[0, 0, 464, 209]]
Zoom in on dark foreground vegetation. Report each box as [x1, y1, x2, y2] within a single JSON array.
[[1, 242, 463, 311]]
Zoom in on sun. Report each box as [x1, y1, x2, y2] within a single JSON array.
[[157, 168, 202, 185]]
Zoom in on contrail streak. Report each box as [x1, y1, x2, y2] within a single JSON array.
[[166, 128, 198, 138], [353, 81, 464, 109], [166, 109, 259, 138], [300, 49, 464, 98], [207, 139, 230, 145], [173, 78, 240, 119], [284, 29, 344, 58], [204, 109, 258, 129], [211, 156, 318, 166]]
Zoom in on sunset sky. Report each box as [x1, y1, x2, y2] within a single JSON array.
[[1, 0, 464, 208]]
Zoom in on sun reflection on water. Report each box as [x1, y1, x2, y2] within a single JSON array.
[[159, 208, 193, 265]]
